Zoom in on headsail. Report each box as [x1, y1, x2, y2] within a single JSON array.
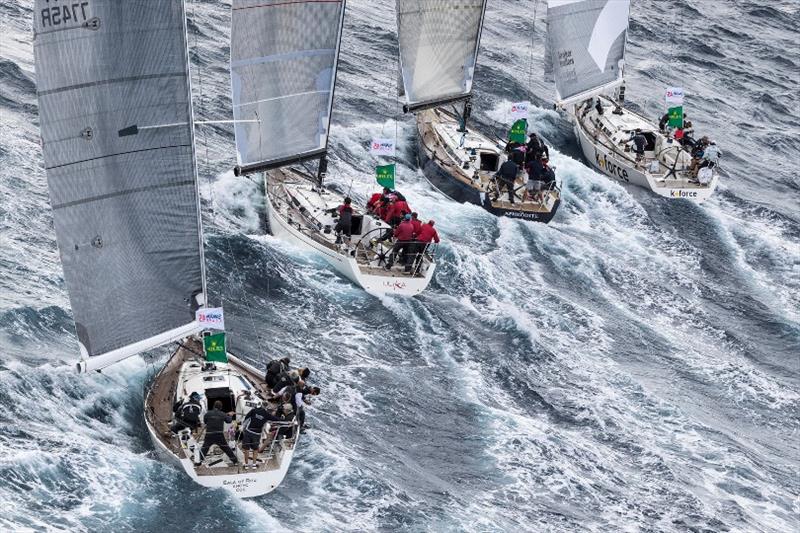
[[33, 0, 206, 372], [546, 0, 630, 105], [397, 0, 487, 112], [230, 0, 346, 175]]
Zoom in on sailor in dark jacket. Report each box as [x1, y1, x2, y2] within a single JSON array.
[[197, 400, 238, 466], [494, 159, 518, 203], [171, 391, 203, 433]]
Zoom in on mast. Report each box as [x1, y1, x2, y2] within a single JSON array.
[[397, 0, 487, 113], [545, 0, 631, 108], [33, 0, 207, 373], [229, 0, 347, 179]]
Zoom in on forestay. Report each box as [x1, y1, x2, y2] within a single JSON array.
[[545, 0, 630, 104], [33, 0, 205, 372], [397, 0, 487, 112], [230, 0, 346, 173]]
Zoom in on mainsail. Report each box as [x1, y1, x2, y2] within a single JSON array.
[[546, 0, 630, 104], [397, 0, 487, 112], [230, 0, 346, 174], [33, 0, 206, 372]]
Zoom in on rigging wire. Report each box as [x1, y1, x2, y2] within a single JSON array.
[[190, 0, 266, 357], [528, 0, 540, 100]]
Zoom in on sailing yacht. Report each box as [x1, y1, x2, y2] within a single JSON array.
[[229, 0, 436, 297], [34, 0, 300, 498], [546, 0, 719, 201], [397, 0, 562, 223]]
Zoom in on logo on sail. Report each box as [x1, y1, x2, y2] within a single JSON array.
[[587, 0, 631, 72]]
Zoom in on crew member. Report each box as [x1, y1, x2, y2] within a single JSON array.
[[385, 214, 415, 270], [241, 402, 283, 469], [411, 220, 440, 270], [171, 391, 203, 434], [494, 159, 518, 204], [197, 401, 238, 467], [334, 197, 353, 243]]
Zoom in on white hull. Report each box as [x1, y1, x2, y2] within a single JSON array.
[[571, 97, 719, 202], [264, 171, 436, 297]]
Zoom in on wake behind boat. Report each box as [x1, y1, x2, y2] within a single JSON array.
[[545, 0, 720, 201], [230, 0, 436, 296], [397, 0, 561, 223]]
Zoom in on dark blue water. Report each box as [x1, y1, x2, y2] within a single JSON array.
[[1, 1, 798, 531]]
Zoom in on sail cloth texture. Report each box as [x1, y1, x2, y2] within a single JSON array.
[[545, 0, 630, 102], [230, 0, 345, 170], [33, 0, 205, 362], [397, 0, 487, 110]]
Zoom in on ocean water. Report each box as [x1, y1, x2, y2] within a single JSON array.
[[1, 1, 798, 532]]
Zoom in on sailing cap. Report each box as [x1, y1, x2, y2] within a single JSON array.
[[404, 213, 412, 220], [189, 391, 200, 400]]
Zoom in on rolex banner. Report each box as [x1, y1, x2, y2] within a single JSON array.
[[204, 332, 227, 363], [376, 164, 396, 189], [667, 106, 683, 128], [508, 119, 528, 144]]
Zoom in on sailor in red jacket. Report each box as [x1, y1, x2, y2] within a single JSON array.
[[410, 212, 422, 235], [385, 214, 415, 270], [417, 220, 440, 244], [386, 199, 411, 226]]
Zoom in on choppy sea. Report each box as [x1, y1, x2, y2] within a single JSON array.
[[1, 1, 798, 531]]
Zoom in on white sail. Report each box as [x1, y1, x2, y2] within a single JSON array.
[[230, 0, 346, 174], [546, 0, 630, 105], [33, 0, 205, 372], [397, 0, 487, 112]]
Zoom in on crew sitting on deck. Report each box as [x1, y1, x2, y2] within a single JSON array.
[[386, 196, 411, 226], [493, 158, 518, 204], [595, 98, 604, 115], [197, 400, 238, 467], [659, 112, 669, 132], [264, 357, 290, 390], [171, 391, 203, 434], [385, 213, 415, 271]]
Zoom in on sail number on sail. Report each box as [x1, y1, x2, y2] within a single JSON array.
[[40, 1, 91, 29]]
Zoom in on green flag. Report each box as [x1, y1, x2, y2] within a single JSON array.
[[203, 332, 227, 363], [376, 164, 396, 189], [667, 106, 683, 128], [508, 118, 528, 144]]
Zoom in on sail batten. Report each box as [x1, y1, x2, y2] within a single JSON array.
[[34, 0, 205, 369], [546, 0, 631, 103], [397, 0, 487, 111], [230, 0, 346, 169]]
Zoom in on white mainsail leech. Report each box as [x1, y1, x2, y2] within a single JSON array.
[[230, 0, 346, 174], [397, 0, 487, 112], [546, 0, 631, 106], [33, 0, 206, 372]]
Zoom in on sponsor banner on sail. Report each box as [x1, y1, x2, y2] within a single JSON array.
[[204, 332, 227, 363], [376, 164, 396, 189], [508, 119, 528, 144], [665, 87, 685, 106], [370, 138, 396, 157], [196, 307, 225, 331], [667, 106, 683, 128], [510, 101, 530, 120]]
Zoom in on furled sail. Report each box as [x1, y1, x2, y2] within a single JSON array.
[[546, 0, 630, 104], [397, 0, 487, 112], [230, 0, 346, 174], [33, 0, 206, 372]]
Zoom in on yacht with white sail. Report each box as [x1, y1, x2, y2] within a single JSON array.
[[545, 0, 719, 201], [398, 0, 561, 223], [229, 0, 435, 297], [34, 0, 302, 498]]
